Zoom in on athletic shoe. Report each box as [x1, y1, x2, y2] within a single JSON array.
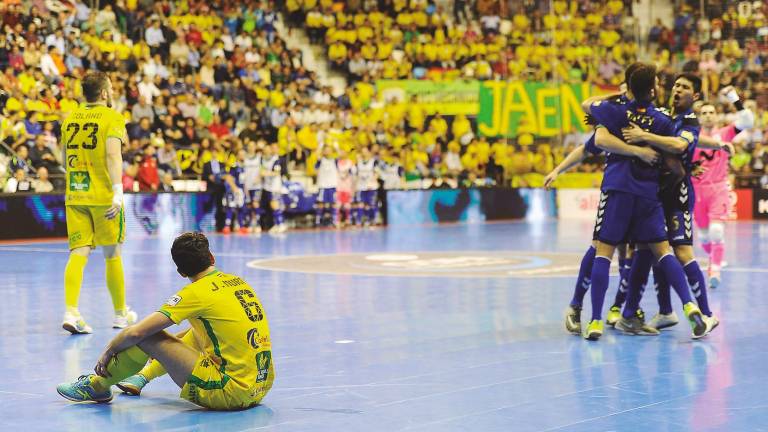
[[583, 320, 604, 341], [564, 305, 581, 335], [62, 312, 92, 334], [250, 226, 262, 235], [606, 306, 621, 327], [616, 315, 660, 336], [278, 224, 288, 233], [56, 374, 113, 403], [268, 225, 282, 234], [116, 374, 149, 396], [238, 227, 249, 235], [113, 307, 138, 329], [222, 226, 231, 235], [648, 312, 679, 330], [709, 270, 721, 289], [683, 302, 707, 339], [704, 314, 720, 336]]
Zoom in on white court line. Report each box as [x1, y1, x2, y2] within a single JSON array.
[[0, 390, 44, 397]]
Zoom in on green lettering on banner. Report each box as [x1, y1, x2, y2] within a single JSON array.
[[375, 80, 480, 115], [478, 81, 599, 138]]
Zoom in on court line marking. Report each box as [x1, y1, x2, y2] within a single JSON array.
[[0, 390, 44, 397]]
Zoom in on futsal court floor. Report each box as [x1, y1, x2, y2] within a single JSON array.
[[1, 219, 767, 431]]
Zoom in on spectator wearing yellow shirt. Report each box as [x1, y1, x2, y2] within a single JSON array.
[[506, 145, 535, 187], [533, 144, 554, 175], [451, 113, 473, 145], [406, 96, 425, 132], [328, 40, 348, 70], [428, 113, 448, 140]]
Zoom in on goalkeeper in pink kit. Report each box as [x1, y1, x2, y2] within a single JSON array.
[[693, 87, 754, 288]]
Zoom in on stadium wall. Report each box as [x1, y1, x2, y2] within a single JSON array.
[[0, 188, 760, 240]]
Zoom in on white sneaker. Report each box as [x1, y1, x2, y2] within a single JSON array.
[[278, 224, 288, 233], [113, 307, 138, 329], [62, 312, 93, 334], [648, 312, 679, 330], [704, 314, 720, 335]]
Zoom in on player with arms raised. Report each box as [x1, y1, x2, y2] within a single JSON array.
[[61, 71, 136, 334], [693, 88, 754, 288]]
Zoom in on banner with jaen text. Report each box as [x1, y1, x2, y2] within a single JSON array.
[[477, 81, 602, 138]]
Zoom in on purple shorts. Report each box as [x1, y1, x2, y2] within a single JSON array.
[[592, 190, 668, 246]]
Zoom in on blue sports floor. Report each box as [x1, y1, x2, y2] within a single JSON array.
[[1, 219, 767, 431]]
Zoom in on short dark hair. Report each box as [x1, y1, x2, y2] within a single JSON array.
[[171, 232, 213, 277], [623, 62, 643, 85], [81, 71, 109, 102], [629, 63, 657, 102], [675, 73, 702, 94]]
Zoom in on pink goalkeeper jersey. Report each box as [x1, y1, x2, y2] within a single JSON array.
[[693, 125, 736, 186]]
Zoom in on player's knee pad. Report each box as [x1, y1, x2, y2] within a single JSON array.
[[709, 222, 725, 244]]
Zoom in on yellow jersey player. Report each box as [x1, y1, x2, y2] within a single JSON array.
[[56, 232, 275, 411], [61, 71, 137, 333]]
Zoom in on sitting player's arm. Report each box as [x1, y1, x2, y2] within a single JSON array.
[[102, 312, 175, 357], [594, 126, 659, 164], [621, 122, 687, 154]]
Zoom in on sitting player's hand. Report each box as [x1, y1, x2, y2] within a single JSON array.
[[621, 123, 647, 144], [543, 171, 558, 190], [634, 146, 659, 165], [95, 350, 114, 378]]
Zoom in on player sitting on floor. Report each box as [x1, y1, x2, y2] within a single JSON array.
[[56, 232, 274, 410]]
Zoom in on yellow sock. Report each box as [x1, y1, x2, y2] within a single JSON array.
[[139, 359, 167, 381], [105, 256, 126, 313], [64, 254, 88, 311], [90, 346, 149, 392]]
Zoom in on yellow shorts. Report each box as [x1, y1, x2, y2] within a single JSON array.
[[66, 205, 126, 250], [180, 354, 271, 411]]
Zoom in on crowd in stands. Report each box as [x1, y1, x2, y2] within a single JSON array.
[[0, 0, 766, 199]]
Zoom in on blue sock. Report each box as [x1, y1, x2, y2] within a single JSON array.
[[274, 209, 284, 226], [225, 208, 233, 227], [622, 249, 654, 318], [368, 205, 378, 223], [589, 256, 612, 321], [613, 255, 635, 307], [684, 260, 711, 316], [653, 265, 673, 314], [315, 206, 323, 226], [570, 246, 595, 307], [658, 254, 693, 305], [237, 208, 246, 227]]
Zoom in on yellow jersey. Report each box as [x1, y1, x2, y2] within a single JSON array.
[[63, 103, 127, 206], [159, 270, 274, 401]]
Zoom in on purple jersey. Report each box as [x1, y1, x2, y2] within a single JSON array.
[[590, 98, 676, 199]]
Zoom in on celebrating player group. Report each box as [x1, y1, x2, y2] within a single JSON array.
[[545, 62, 754, 341]]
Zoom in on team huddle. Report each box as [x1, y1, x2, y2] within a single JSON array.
[[220, 142, 399, 234], [546, 62, 753, 341]]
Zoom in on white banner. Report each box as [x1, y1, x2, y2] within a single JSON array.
[[557, 189, 601, 220]]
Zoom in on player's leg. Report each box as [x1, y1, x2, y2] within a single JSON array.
[[649, 263, 676, 328], [693, 186, 711, 256], [648, 241, 706, 338], [674, 244, 718, 333], [269, 193, 286, 232], [92, 204, 135, 329], [616, 244, 659, 335], [118, 329, 198, 395], [223, 194, 234, 234], [607, 243, 629, 326], [314, 189, 325, 226], [708, 220, 725, 288], [565, 242, 596, 335], [250, 190, 262, 234], [329, 189, 339, 226], [584, 190, 634, 340], [63, 206, 95, 334], [367, 190, 378, 224]]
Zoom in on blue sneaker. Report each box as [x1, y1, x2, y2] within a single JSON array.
[[116, 374, 149, 396], [56, 374, 113, 403]]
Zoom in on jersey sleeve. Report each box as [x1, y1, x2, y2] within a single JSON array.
[[158, 285, 206, 324], [676, 114, 700, 151], [106, 111, 127, 144], [583, 133, 602, 155], [588, 100, 622, 129]]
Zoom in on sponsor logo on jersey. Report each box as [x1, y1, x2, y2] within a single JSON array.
[[166, 295, 182, 306]]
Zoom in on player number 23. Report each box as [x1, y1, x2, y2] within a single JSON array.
[[234, 289, 263, 322], [65, 122, 99, 150]]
